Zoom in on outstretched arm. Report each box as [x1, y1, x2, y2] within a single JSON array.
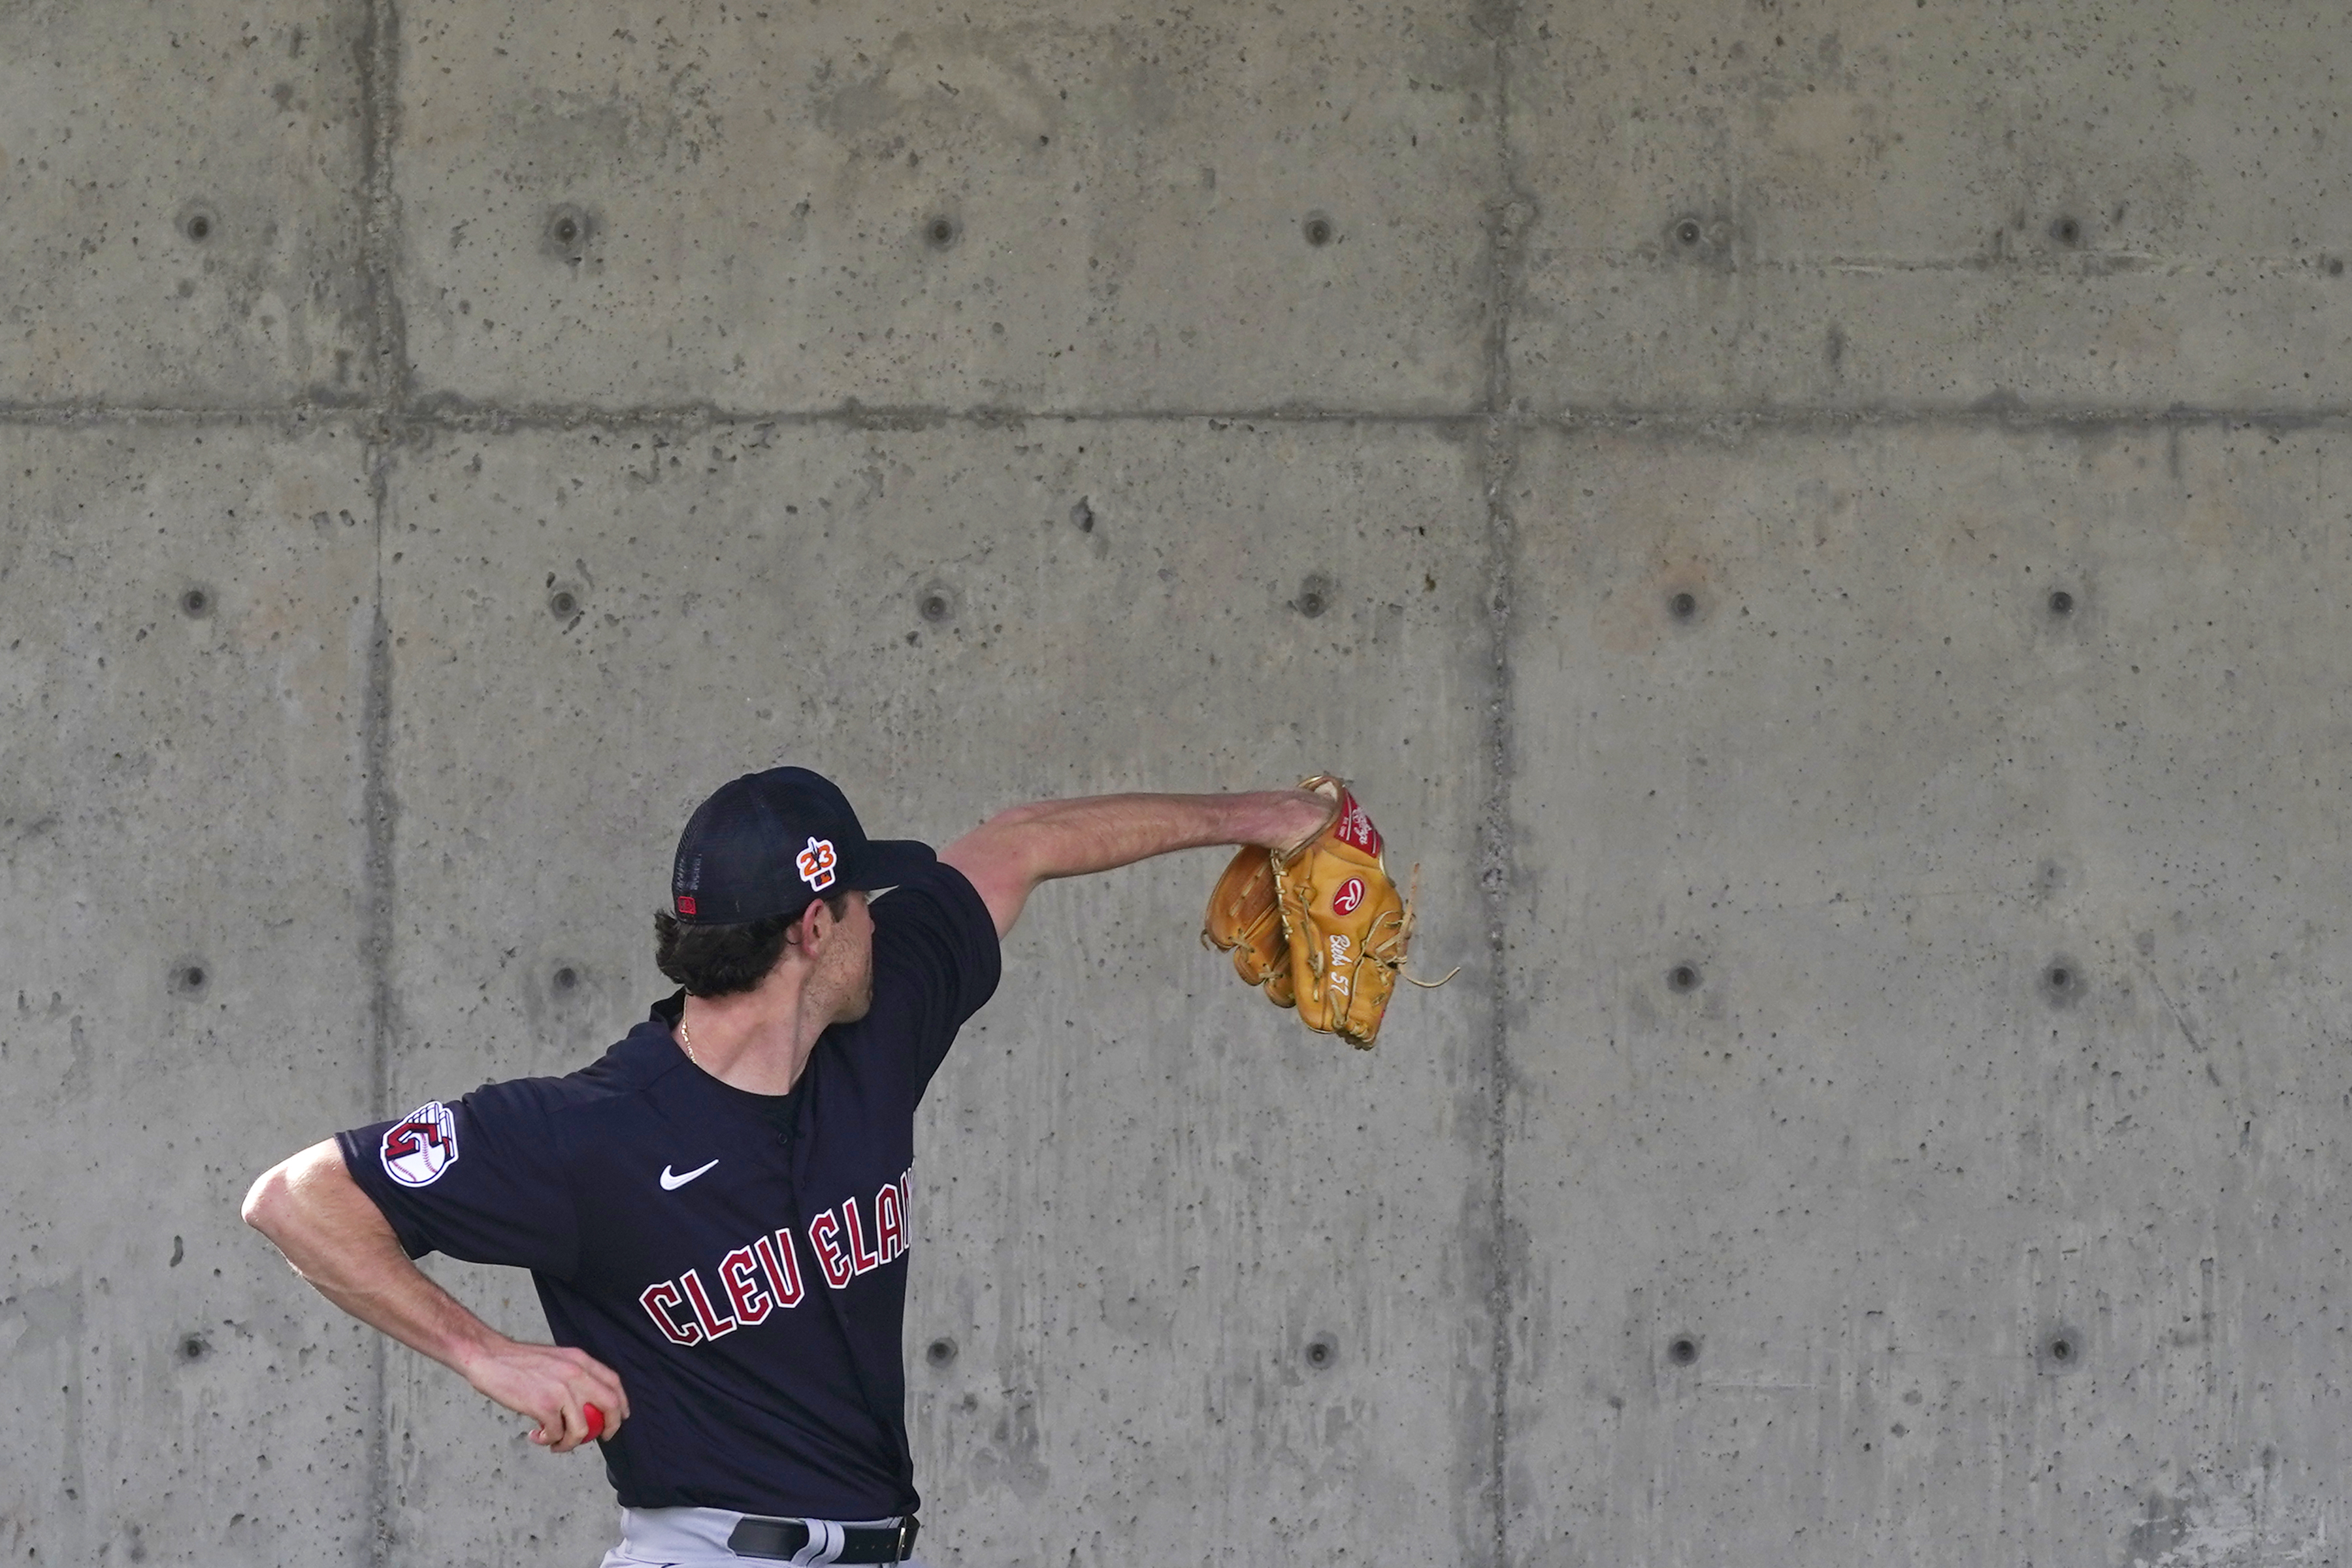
[[941, 789, 1333, 938], [241, 1141, 628, 1452]]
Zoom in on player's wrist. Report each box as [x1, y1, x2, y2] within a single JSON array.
[[443, 1322, 516, 1385], [1258, 788, 1336, 857]]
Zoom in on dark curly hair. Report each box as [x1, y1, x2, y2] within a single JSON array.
[[653, 893, 849, 998]]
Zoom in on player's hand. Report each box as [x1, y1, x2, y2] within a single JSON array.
[[1260, 787, 1341, 857], [457, 1335, 630, 1452]]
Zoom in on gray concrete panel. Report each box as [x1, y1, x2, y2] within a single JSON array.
[[0, 5, 374, 408], [391, 0, 1499, 416], [1508, 1, 2352, 414], [374, 420, 1495, 1563], [20, 0, 2352, 1560], [0, 425, 381, 1563], [1503, 423, 2352, 1566]]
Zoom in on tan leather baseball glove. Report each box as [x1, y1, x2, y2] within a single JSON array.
[[1201, 776, 1446, 1047]]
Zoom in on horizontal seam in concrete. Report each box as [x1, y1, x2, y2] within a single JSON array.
[[0, 404, 381, 427], [8, 403, 2352, 434], [1547, 252, 2339, 275]]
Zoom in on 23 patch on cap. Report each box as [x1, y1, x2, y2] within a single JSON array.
[[796, 836, 838, 890]]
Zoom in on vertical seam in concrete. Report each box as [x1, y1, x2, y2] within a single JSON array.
[[352, 0, 404, 1555], [359, 441, 398, 1568], [356, 0, 409, 417], [1478, 420, 1518, 1568], [1478, 4, 1533, 1566]]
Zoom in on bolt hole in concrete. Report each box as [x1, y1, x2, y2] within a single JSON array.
[[553, 966, 578, 992], [2043, 958, 2082, 1004], [2048, 589, 2075, 615], [925, 1337, 957, 1368], [1674, 218, 1703, 246], [1304, 1333, 1337, 1369], [1667, 963, 1701, 993], [1301, 211, 1335, 247], [1292, 574, 1333, 618], [180, 1333, 209, 1362], [180, 206, 216, 243], [919, 587, 955, 623], [180, 586, 212, 618], [543, 204, 593, 263], [176, 964, 208, 995], [2040, 1326, 2086, 1372], [1668, 1336, 1699, 1365], [924, 215, 959, 250], [2051, 216, 2082, 246], [1669, 590, 1697, 621], [549, 590, 578, 619]]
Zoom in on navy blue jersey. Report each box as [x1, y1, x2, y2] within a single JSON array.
[[336, 861, 1000, 1517]]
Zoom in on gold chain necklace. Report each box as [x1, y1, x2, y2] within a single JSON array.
[[678, 1015, 700, 1066]]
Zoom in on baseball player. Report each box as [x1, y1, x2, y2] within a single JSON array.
[[242, 766, 1337, 1565]]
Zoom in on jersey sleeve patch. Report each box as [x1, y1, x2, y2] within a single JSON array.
[[380, 1101, 460, 1188]]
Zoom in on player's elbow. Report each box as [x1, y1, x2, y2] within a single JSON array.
[[969, 804, 1053, 865], [978, 800, 1054, 837], [945, 812, 1053, 892], [242, 1147, 329, 1245], [240, 1163, 291, 1238]]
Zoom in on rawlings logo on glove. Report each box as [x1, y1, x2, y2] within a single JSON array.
[[1200, 776, 1452, 1049]]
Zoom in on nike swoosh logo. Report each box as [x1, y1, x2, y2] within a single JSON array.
[[659, 1159, 719, 1191]]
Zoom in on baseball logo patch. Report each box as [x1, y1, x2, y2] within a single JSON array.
[[796, 837, 838, 891], [381, 1102, 459, 1188], [1333, 877, 1366, 915]]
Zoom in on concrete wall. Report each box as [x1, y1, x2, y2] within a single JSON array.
[[2, 3, 2347, 1565]]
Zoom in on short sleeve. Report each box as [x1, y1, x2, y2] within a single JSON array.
[[867, 860, 1003, 1096], [336, 1079, 581, 1279]]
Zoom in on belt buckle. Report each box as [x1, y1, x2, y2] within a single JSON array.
[[894, 1518, 911, 1562]]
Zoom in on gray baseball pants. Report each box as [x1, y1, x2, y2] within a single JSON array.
[[598, 1507, 929, 1568]]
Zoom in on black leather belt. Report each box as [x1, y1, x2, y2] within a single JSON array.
[[726, 1514, 919, 1563]]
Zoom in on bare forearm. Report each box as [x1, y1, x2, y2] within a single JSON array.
[[995, 791, 1325, 880], [242, 1141, 496, 1376], [943, 788, 1332, 936]]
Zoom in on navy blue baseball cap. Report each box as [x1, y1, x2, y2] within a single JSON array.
[[669, 767, 936, 924]]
